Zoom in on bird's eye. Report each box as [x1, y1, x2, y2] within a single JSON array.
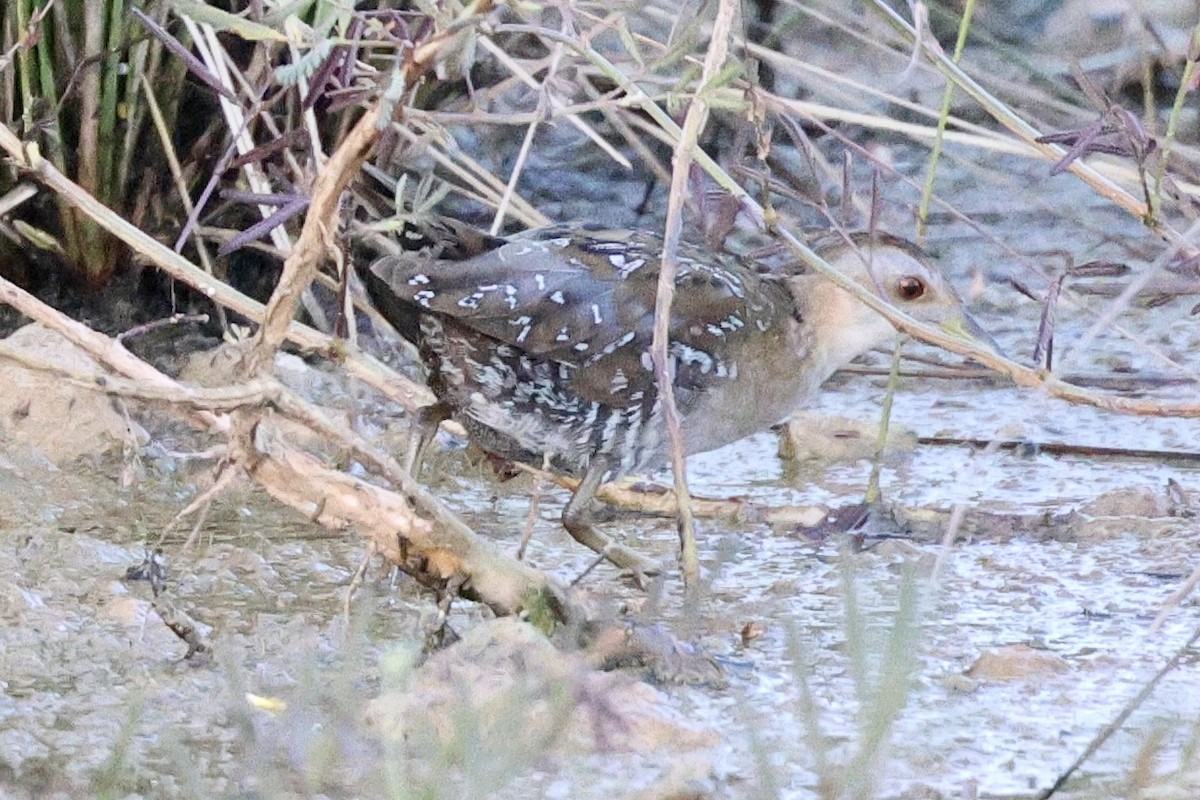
[[896, 276, 926, 301]]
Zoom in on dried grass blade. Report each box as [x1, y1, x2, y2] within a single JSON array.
[[217, 197, 309, 257], [131, 6, 236, 102]]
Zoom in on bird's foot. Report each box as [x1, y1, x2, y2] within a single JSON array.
[[568, 538, 662, 589], [602, 543, 662, 590]]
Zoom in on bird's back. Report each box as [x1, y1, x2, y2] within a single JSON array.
[[367, 224, 804, 476]]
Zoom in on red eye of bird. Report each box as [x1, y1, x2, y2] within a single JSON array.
[[896, 276, 926, 301]]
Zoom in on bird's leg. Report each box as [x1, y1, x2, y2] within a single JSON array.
[[562, 458, 661, 581], [405, 402, 452, 476]]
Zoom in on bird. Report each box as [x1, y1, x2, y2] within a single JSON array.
[[365, 217, 996, 577]]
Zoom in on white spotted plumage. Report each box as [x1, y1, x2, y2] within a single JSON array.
[[369, 224, 990, 479]]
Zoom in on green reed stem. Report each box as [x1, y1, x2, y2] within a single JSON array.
[[1151, 21, 1200, 219], [916, 0, 976, 241]]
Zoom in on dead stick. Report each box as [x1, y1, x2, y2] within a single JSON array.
[[0, 123, 433, 411], [917, 436, 1200, 463], [0, 253, 574, 623]]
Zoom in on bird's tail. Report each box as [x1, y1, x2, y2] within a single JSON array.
[[387, 213, 507, 262]]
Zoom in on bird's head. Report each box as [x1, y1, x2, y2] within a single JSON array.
[[786, 232, 998, 380]]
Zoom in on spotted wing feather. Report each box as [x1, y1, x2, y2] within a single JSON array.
[[369, 228, 788, 404]]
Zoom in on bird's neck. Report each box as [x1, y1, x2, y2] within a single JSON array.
[[789, 276, 898, 385]]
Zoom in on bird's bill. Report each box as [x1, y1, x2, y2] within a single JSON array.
[[939, 312, 1002, 357]]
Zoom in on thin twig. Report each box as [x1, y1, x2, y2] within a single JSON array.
[[1038, 624, 1200, 799], [0, 126, 435, 411], [651, 0, 739, 588], [117, 313, 210, 343], [1150, 564, 1200, 633], [917, 436, 1200, 463], [138, 73, 229, 331]]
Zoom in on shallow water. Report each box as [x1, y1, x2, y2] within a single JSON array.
[[5, 250, 1200, 799]]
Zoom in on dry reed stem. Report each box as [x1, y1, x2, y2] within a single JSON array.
[[869, 0, 1194, 243], [245, 101, 380, 371], [764, 98, 1199, 384], [476, 33, 631, 171], [0, 274, 225, 429], [0, 341, 277, 410], [523, 35, 1200, 415], [248, 0, 498, 365], [1036, 624, 1200, 799], [651, 0, 740, 586], [0, 125, 434, 410], [521, 465, 826, 528], [0, 268, 571, 620], [1062, 217, 1200, 372], [181, 16, 296, 257], [138, 73, 229, 333], [403, 119, 552, 227], [1150, 562, 1200, 632]]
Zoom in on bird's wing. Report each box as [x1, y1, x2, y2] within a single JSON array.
[[369, 228, 784, 403]]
